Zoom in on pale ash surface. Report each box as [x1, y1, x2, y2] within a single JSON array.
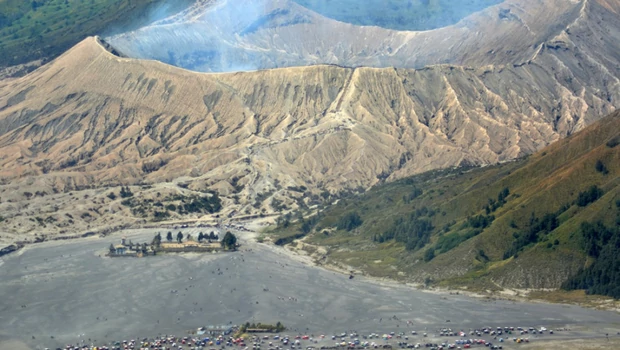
[[1, 228, 619, 349]]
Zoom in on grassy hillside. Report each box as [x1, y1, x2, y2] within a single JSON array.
[[0, 0, 193, 68], [268, 111, 620, 293]]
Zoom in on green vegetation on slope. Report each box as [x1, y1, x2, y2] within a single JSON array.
[[115, 186, 222, 221], [562, 220, 620, 298], [0, 0, 193, 68], [269, 111, 620, 292]]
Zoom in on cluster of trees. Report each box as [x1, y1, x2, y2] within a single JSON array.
[[164, 231, 218, 243], [374, 209, 434, 251], [581, 221, 617, 258], [336, 212, 363, 231], [276, 212, 293, 229], [153, 210, 170, 220], [117, 230, 232, 252], [142, 159, 167, 174], [271, 198, 286, 212], [503, 184, 605, 259], [286, 185, 307, 193], [577, 185, 604, 207], [198, 232, 219, 242], [182, 193, 222, 214], [301, 213, 323, 234], [485, 187, 510, 214], [503, 208, 564, 259], [276, 211, 321, 234], [164, 231, 187, 243], [434, 228, 483, 255], [563, 221, 620, 298], [402, 187, 423, 204], [120, 191, 223, 219], [421, 188, 503, 260], [466, 214, 495, 229], [119, 186, 134, 198]]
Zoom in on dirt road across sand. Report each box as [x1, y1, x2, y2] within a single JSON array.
[[1, 228, 619, 349]]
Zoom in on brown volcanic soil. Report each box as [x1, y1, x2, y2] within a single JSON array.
[[0, 0, 618, 244]]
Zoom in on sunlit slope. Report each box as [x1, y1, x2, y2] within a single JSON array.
[[285, 111, 619, 289], [0, 36, 616, 192], [0, 21, 618, 243]]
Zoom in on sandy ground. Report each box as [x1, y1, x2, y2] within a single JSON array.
[[518, 337, 620, 349], [0, 338, 32, 350], [1, 228, 619, 350]]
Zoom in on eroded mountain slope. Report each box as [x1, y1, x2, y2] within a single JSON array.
[[0, 0, 619, 244], [272, 111, 619, 290]]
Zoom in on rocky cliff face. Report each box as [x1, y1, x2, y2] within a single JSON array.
[[0, 0, 618, 243]]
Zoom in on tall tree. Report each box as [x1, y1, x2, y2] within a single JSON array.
[[152, 233, 162, 248], [119, 186, 134, 198], [166, 231, 173, 242], [176, 231, 183, 243], [221, 231, 237, 250]]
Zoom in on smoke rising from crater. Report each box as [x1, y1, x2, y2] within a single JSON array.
[[105, 0, 505, 73], [293, 0, 503, 31]]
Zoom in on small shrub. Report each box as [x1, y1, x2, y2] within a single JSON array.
[[423, 248, 435, 262], [121, 199, 135, 207], [606, 135, 620, 148], [424, 276, 433, 286], [595, 160, 609, 175]]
